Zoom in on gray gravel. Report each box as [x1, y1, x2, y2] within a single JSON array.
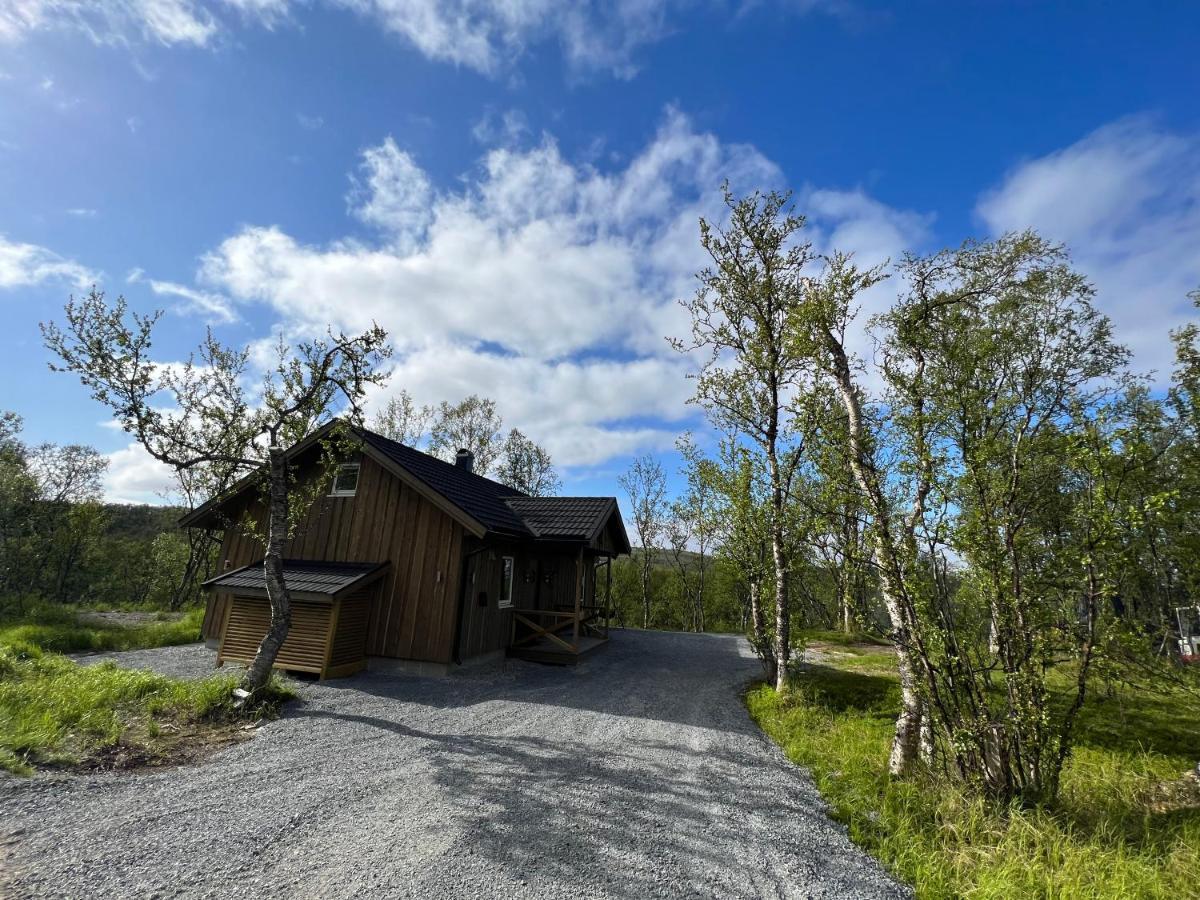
[[1, 630, 908, 899]]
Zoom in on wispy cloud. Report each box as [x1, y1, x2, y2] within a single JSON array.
[[472, 107, 530, 146], [65, 207, 98, 218], [0, 0, 218, 47], [296, 112, 323, 130], [0, 235, 96, 289], [977, 115, 1200, 379], [1, 0, 844, 80], [127, 267, 238, 323]]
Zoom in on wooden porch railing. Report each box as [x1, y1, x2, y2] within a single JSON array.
[[510, 605, 610, 654]]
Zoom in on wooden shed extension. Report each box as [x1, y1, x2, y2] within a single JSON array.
[[205, 560, 387, 679]]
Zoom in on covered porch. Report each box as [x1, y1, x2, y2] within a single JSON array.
[[507, 547, 616, 665]]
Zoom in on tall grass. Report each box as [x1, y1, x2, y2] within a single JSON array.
[[0, 643, 292, 775], [0, 604, 204, 655], [747, 652, 1200, 899], [0, 605, 291, 776]]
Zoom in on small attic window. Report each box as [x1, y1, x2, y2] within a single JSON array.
[[330, 463, 360, 497]]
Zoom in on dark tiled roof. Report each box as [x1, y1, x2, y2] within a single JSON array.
[[203, 559, 385, 596], [357, 429, 533, 536], [505, 497, 617, 541]]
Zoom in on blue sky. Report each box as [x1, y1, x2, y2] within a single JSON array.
[[1, 1, 1198, 503]]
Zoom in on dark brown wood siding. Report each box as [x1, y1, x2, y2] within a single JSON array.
[[203, 454, 464, 664]]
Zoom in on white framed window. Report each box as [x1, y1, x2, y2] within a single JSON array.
[[329, 462, 360, 497], [499, 556, 514, 609]]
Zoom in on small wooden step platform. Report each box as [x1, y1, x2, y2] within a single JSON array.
[[508, 635, 608, 666]]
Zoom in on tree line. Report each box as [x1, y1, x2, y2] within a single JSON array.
[[610, 186, 1200, 806], [0, 413, 201, 612], [372, 391, 561, 495]]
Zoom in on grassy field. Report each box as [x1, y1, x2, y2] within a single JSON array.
[[0, 605, 291, 775], [0, 603, 205, 655], [748, 638, 1200, 900]]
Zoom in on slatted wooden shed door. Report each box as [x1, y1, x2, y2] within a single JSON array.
[[206, 560, 386, 680]]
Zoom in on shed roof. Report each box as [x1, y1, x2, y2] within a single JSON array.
[[203, 559, 387, 599]]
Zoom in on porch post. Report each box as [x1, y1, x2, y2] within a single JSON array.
[[573, 544, 583, 650], [605, 555, 612, 637]]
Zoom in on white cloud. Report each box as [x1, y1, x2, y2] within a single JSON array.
[[194, 107, 930, 468], [296, 112, 324, 130], [221, 0, 291, 26], [977, 116, 1200, 379], [471, 107, 529, 146], [0, 0, 218, 46], [0, 235, 95, 289], [202, 108, 784, 362], [65, 207, 98, 217], [1, 0, 839, 79], [346, 136, 433, 244], [103, 442, 178, 504], [127, 267, 238, 323]]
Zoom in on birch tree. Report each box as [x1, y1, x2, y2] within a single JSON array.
[[674, 187, 819, 691], [705, 436, 775, 680], [427, 395, 503, 473], [618, 454, 668, 629], [666, 434, 718, 632], [495, 428, 561, 496], [372, 389, 432, 446], [43, 289, 391, 692]]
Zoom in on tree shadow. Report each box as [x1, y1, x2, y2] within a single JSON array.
[[317, 629, 772, 734], [794, 663, 900, 717]]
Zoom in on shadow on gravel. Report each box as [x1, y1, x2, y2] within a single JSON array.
[[317, 629, 766, 734], [300, 706, 887, 898]]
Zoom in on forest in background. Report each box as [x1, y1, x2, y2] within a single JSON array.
[[0, 415, 202, 615]]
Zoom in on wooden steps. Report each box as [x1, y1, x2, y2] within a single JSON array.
[[507, 635, 608, 666]]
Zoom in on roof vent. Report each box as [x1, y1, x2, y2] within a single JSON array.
[[455, 448, 474, 473]]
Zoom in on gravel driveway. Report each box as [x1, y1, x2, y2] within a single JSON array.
[[1, 630, 907, 899]]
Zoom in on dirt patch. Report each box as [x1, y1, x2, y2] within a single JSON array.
[[1147, 771, 1200, 814], [77, 610, 186, 628], [807, 639, 897, 656], [84, 724, 254, 773]]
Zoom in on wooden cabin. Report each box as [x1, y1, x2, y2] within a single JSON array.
[[185, 422, 630, 677]]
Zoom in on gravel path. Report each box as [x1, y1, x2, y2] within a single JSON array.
[[1, 631, 908, 899]]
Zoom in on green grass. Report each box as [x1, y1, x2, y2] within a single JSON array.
[[748, 650, 1200, 899], [0, 604, 204, 655], [0, 604, 292, 776], [800, 627, 892, 649]]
